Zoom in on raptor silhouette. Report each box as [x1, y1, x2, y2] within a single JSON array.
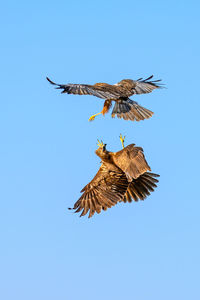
[[46, 75, 163, 122], [69, 135, 159, 218]]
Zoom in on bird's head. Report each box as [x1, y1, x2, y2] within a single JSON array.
[[95, 140, 110, 161], [114, 79, 134, 87]]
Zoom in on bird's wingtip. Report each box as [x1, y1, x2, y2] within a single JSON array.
[[46, 76, 56, 85]]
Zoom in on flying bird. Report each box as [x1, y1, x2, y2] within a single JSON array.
[[46, 75, 163, 122], [69, 135, 159, 218]]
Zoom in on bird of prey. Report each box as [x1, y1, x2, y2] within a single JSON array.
[[46, 75, 163, 122], [69, 135, 159, 218]]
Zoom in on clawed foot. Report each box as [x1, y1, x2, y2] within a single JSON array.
[[97, 139, 104, 148], [89, 115, 96, 122], [88, 112, 101, 122], [119, 133, 125, 149]]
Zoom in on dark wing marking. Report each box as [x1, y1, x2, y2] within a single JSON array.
[[132, 75, 164, 95], [46, 77, 120, 99], [123, 172, 160, 203], [113, 144, 151, 181], [69, 162, 128, 218]]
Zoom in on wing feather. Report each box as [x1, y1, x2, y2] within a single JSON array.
[[46, 77, 121, 99], [132, 75, 164, 95], [123, 172, 160, 203], [113, 144, 151, 181], [69, 162, 128, 218]]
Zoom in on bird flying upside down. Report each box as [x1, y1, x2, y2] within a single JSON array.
[[69, 135, 160, 218], [46, 75, 163, 122]]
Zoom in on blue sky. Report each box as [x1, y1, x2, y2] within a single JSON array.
[[0, 0, 200, 299]]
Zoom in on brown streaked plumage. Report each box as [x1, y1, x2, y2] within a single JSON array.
[[69, 137, 159, 218], [123, 172, 160, 203], [46, 75, 163, 122]]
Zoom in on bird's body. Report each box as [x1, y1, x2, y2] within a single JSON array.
[[47, 75, 163, 122], [69, 137, 159, 218]]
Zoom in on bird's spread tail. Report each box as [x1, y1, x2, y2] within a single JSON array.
[[111, 99, 153, 121]]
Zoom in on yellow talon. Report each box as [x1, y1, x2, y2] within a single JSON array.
[[120, 134, 125, 149], [89, 115, 95, 121], [88, 112, 101, 122], [97, 139, 104, 148]]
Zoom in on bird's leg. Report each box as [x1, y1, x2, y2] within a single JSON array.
[[88, 100, 112, 122], [120, 134, 125, 149], [88, 112, 102, 122]]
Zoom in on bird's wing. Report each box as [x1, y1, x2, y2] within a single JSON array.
[[69, 162, 128, 218], [122, 172, 160, 203], [46, 77, 120, 99], [113, 144, 151, 181], [132, 75, 163, 95]]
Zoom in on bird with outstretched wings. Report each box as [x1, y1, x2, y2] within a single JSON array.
[[69, 135, 159, 218], [47, 75, 163, 122]]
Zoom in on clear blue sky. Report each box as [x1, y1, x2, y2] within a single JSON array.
[[1, 1, 200, 299]]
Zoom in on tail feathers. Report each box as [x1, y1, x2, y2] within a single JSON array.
[[112, 99, 153, 121]]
